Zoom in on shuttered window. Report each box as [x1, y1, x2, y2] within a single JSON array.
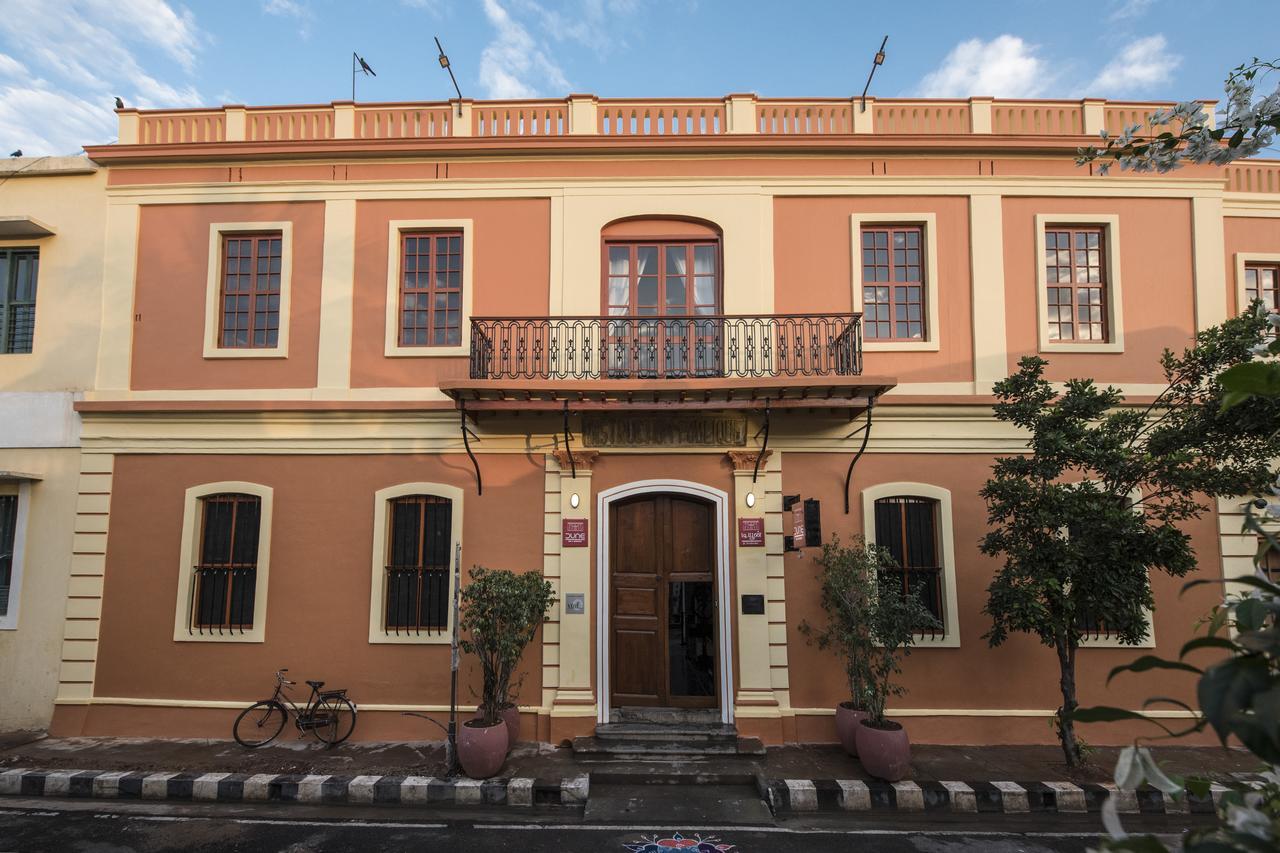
[[385, 495, 452, 634], [0, 495, 16, 617], [0, 249, 38, 354], [873, 496, 945, 631], [1261, 536, 1280, 584], [192, 494, 261, 632]]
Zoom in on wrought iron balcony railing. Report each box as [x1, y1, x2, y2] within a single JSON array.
[[468, 313, 862, 381]]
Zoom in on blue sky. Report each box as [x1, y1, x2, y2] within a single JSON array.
[[0, 0, 1276, 154]]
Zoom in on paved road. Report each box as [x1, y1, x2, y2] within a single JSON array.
[[0, 800, 1180, 853]]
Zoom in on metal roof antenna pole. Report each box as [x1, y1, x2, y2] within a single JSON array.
[[460, 399, 482, 495], [562, 399, 577, 480], [860, 35, 888, 113], [843, 395, 877, 514], [752, 398, 771, 484]]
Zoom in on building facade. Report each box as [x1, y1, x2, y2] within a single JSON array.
[[11, 95, 1279, 745]]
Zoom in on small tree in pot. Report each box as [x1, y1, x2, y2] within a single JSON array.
[[458, 566, 555, 778], [799, 537, 878, 756]]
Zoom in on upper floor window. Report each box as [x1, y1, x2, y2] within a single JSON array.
[[219, 233, 282, 349], [384, 494, 453, 635], [192, 493, 261, 633], [873, 495, 945, 635], [1044, 226, 1108, 343], [1245, 262, 1279, 331], [861, 226, 925, 341], [0, 493, 17, 619], [399, 232, 463, 347], [0, 248, 38, 354], [605, 241, 720, 318]]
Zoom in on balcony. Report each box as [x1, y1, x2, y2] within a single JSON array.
[[468, 313, 862, 381]]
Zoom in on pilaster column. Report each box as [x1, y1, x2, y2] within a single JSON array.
[[224, 106, 247, 141], [1082, 99, 1105, 137], [725, 93, 758, 134], [332, 101, 355, 139], [968, 193, 1009, 393], [450, 100, 473, 137], [728, 451, 779, 712], [550, 450, 599, 712], [567, 94, 598, 135], [1191, 195, 1228, 331], [853, 98, 875, 134], [316, 199, 356, 389], [117, 110, 140, 144], [969, 97, 993, 133]]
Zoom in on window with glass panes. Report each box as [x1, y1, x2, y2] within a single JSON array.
[[860, 226, 925, 340], [385, 495, 452, 633], [219, 234, 282, 348], [1044, 227, 1108, 342], [873, 496, 944, 632], [1245, 262, 1279, 334], [399, 232, 463, 347], [0, 494, 16, 617], [0, 249, 39, 354], [192, 494, 261, 631], [604, 240, 720, 376], [1261, 536, 1280, 584]]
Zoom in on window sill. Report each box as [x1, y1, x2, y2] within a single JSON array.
[[202, 348, 289, 360], [1038, 341, 1125, 354], [1079, 635, 1155, 649], [864, 340, 941, 353], [175, 631, 265, 643], [384, 344, 469, 358], [369, 632, 452, 645]]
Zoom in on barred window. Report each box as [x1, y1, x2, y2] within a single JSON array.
[[861, 226, 925, 341], [0, 249, 38, 354], [219, 233, 282, 349], [385, 494, 452, 634], [192, 493, 261, 632], [1245, 262, 1279, 336], [1044, 226, 1108, 343], [399, 232, 463, 347], [0, 494, 16, 616], [873, 496, 945, 633]]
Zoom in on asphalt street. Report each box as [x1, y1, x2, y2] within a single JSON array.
[[0, 799, 1188, 853]]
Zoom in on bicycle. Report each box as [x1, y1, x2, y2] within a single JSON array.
[[233, 669, 357, 748]]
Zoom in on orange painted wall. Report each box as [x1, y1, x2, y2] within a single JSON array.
[[773, 195, 974, 384], [1002, 197, 1197, 384], [92, 453, 545, 714], [349, 198, 551, 388], [131, 201, 325, 390], [1224, 216, 1280, 316], [780, 451, 1221, 745]]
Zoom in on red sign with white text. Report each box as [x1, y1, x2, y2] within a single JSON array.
[[562, 518, 588, 547], [792, 502, 806, 549], [738, 517, 765, 547]]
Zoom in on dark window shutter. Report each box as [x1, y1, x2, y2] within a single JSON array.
[[0, 494, 17, 616]]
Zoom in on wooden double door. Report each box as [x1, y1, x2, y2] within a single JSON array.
[[609, 493, 718, 709]]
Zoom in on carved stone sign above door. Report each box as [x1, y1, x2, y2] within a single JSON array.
[[581, 414, 747, 448]]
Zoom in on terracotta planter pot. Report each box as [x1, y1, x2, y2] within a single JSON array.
[[834, 703, 868, 757], [855, 719, 911, 782], [458, 719, 509, 779], [473, 703, 521, 748]]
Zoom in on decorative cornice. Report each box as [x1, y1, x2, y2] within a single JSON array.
[[726, 449, 772, 471], [552, 449, 600, 471]]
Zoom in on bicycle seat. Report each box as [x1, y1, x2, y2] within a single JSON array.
[[306, 680, 325, 690]]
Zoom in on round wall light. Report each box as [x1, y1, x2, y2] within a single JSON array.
[[570, 493, 580, 509], [745, 492, 756, 508]]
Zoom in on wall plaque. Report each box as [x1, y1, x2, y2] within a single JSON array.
[[562, 518, 588, 547], [738, 517, 764, 547], [582, 414, 747, 448], [741, 594, 765, 615], [564, 593, 585, 614]]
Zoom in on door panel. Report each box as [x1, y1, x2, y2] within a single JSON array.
[[609, 493, 716, 709]]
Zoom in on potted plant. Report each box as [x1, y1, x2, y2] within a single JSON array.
[[853, 551, 939, 782], [799, 537, 878, 756], [458, 566, 555, 777]]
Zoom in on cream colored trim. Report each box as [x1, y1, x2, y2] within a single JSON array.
[[549, 459, 593, 709], [95, 204, 139, 391], [861, 481, 961, 648], [849, 213, 940, 352], [383, 219, 474, 357], [316, 200, 356, 388], [969, 194, 1009, 391], [0, 481, 31, 630], [1034, 214, 1125, 354], [1218, 495, 1279, 601], [202, 222, 293, 359], [732, 455, 785, 709], [779, 706, 1200, 719], [1234, 252, 1280, 315], [1224, 199, 1280, 218], [173, 481, 273, 643], [60, 695, 539, 713], [1192, 197, 1229, 331], [367, 482, 463, 644]]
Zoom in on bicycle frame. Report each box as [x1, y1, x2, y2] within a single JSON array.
[[270, 675, 346, 733]]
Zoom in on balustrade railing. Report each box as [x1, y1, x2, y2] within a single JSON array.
[[468, 313, 862, 381]]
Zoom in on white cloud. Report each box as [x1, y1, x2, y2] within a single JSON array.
[[0, 52, 24, 78], [478, 0, 570, 99], [0, 0, 206, 154], [1108, 0, 1155, 21], [263, 0, 313, 39], [915, 35, 1054, 98], [1086, 35, 1180, 95]]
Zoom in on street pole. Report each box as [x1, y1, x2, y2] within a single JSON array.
[[447, 540, 461, 776]]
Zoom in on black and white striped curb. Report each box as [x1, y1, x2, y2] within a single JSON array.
[[0, 768, 589, 808], [763, 778, 1233, 815]]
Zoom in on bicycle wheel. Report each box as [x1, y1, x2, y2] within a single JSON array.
[[311, 696, 357, 746], [233, 700, 287, 748]]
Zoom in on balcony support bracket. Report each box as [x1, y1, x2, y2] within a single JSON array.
[[843, 394, 878, 514], [752, 398, 771, 484], [562, 400, 577, 480], [460, 399, 483, 496]]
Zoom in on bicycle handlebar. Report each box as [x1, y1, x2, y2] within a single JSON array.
[[275, 668, 295, 686]]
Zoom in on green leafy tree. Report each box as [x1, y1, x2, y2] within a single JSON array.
[[459, 566, 556, 726], [981, 311, 1280, 767], [862, 570, 938, 728]]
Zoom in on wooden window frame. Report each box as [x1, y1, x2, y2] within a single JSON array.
[[396, 231, 464, 349], [216, 233, 283, 350], [858, 225, 927, 343], [849, 213, 940, 352], [368, 482, 464, 644], [861, 481, 960, 647], [173, 482, 273, 643], [872, 496, 946, 637], [203, 222, 292, 359], [0, 248, 38, 355], [1034, 214, 1125, 354], [384, 220, 474, 358], [1043, 226, 1108, 344], [1236, 254, 1280, 333]]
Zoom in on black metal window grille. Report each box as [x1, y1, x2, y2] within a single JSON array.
[[191, 493, 260, 634], [1259, 536, 1280, 584], [873, 496, 944, 638], [385, 495, 452, 635], [0, 494, 16, 617], [0, 249, 38, 354]]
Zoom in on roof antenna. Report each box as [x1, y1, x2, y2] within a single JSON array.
[[435, 36, 464, 117], [352, 52, 376, 101], [860, 35, 888, 113]]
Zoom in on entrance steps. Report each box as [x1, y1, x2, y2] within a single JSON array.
[[572, 707, 765, 760]]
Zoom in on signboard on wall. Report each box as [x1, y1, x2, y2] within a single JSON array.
[[562, 518, 588, 547], [738, 517, 764, 547], [792, 501, 806, 549], [582, 414, 747, 447]]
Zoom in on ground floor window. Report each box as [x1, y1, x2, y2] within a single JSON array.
[[872, 495, 945, 634], [0, 493, 17, 618], [192, 493, 261, 632], [385, 494, 452, 634]]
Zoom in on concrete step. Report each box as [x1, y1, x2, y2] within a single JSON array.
[[593, 722, 738, 743], [571, 735, 766, 758], [612, 707, 722, 726]]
